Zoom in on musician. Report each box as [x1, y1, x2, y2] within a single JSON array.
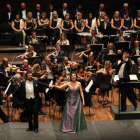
[[132, 57, 140, 74], [33, 4, 43, 21], [49, 11, 62, 41], [58, 3, 70, 20], [111, 11, 123, 34], [95, 3, 107, 19], [79, 44, 93, 66], [85, 13, 97, 33], [119, 3, 132, 18], [46, 4, 54, 20], [12, 13, 26, 47], [98, 15, 111, 35], [3, 3, 15, 24], [21, 45, 37, 60], [28, 31, 41, 44], [59, 69, 69, 81], [114, 29, 127, 42], [8, 71, 52, 133], [24, 12, 37, 36], [117, 52, 137, 111], [18, 2, 28, 20], [134, 10, 140, 31], [122, 12, 133, 30], [130, 41, 140, 56], [61, 13, 74, 44], [56, 32, 70, 45]]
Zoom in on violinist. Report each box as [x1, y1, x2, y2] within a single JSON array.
[[79, 44, 93, 66], [59, 69, 70, 82], [21, 45, 37, 60]]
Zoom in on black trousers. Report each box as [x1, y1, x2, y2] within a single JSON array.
[[25, 97, 39, 129], [119, 78, 137, 110], [0, 107, 8, 122], [51, 28, 60, 40]]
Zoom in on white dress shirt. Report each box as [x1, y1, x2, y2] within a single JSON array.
[[50, 12, 52, 20], [63, 9, 66, 17], [26, 80, 35, 99], [136, 46, 139, 55], [37, 12, 40, 20], [104, 22, 107, 29], [8, 12, 11, 20], [22, 10, 26, 20], [46, 65, 53, 79]]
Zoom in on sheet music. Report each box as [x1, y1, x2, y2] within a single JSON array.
[[114, 75, 119, 82], [45, 80, 53, 93], [85, 80, 93, 93], [129, 75, 138, 81], [4, 82, 11, 95]]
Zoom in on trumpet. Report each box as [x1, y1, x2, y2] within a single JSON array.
[[75, 49, 91, 56]]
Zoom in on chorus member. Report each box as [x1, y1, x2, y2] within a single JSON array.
[[18, 2, 28, 20], [119, 3, 132, 18], [74, 5, 84, 20], [28, 31, 41, 44], [97, 12, 106, 27], [46, 4, 54, 20], [74, 13, 85, 33], [85, 13, 96, 33], [38, 12, 49, 35], [56, 32, 70, 45], [33, 4, 43, 21], [3, 3, 15, 24], [95, 3, 107, 18], [49, 11, 62, 41], [114, 29, 127, 42], [117, 52, 137, 111], [8, 71, 51, 133], [122, 12, 133, 30], [24, 12, 37, 36], [134, 10, 140, 31], [12, 13, 26, 47], [99, 15, 111, 35], [79, 45, 93, 65], [21, 45, 37, 60], [58, 3, 70, 20], [130, 40, 140, 56], [51, 72, 87, 133], [61, 13, 74, 44], [111, 11, 123, 34]]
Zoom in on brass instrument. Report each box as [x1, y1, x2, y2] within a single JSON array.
[[29, 38, 37, 44]]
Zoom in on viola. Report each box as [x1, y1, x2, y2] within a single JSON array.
[[91, 60, 100, 66], [24, 65, 32, 70], [38, 70, 48, 75]]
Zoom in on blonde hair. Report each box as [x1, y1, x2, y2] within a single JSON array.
[[26, 45, 34, 53], [52, 11, 58, 18], [23, 59, 28, 63], [114, 11, 120, 18], [65, 13, 70, 17], [60, 32, 67, 41], [41, 12, 47, 17], [105, 60, 112, 66], [32, 63, 40, 74], [78, 12, 82, 16], [26, 12, 33, 23], [100, 12, 106, 19]]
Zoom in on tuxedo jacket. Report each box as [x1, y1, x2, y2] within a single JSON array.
[[3, 10, 15, 22], [95, 9, 107, 18], [130, 47, 140, 56], [119, 8, 132, 18], [46, 10, 53, 20], [18, 9, 29, 20], [132, 65, 139, 74], [28, 37, 41, 44], [12, 80, 49, 98], [99, 21, 111, 35], [33, 10, 43, 20], [50, 50, 65, 62], [87, 36, 100, 44], [58, 9, 71, 19]]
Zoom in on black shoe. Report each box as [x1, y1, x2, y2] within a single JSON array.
[[134, 104, 138, 110], [26, 128, 33, 131], [34, 128, 38, 133]]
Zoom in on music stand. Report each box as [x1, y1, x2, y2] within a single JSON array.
[[37, 29, 45, 36], [31, 43, 46, 52], [90, 44, 104, 54], [27, 56, 42, 65], [57, 57, 64, 64], [106, 54, 119, 64], [94, 54, 103, 63], [131, 55, 140, 64], [115, 41, 130, 52], [94, 75, 112, 109]]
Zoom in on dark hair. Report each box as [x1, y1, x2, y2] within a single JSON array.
[[32, 31, 36, 34], [118, 29, 123, 33], [77, 65, 85, 72], [53, 75, 60, 83], [87, 12, 94, 20], [15, 12, 20, 18], [26, 71, 32, 77], [70, 72, 78, 81]]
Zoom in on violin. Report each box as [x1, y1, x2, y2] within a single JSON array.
[[38, 70, 48, 75], [24, 65, 32, 70], [91, 60, 100, 66], [66, 61, 72, 66], [59, 81, 67, 86], [80, 71, 86, 76], [49, 63, 58, 68], [106, 67, 114, 73]]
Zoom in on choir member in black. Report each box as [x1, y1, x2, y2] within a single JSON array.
[[11, 13, 25, 47], [57, 33, 70, 45], [114, 29, 127, 42], [119, 3, 132, 18], [58, 3, 70, 20], [18, 2, 28, 20], [79, 45, 93, 66], [85, 13, 97, 33], [132, 57, 140, 74], [122, 12, 133, 30], [49, 11, 62, 41], [46, 4, 54, 20], [73, 5, 84, 20], [130, 41, 140, 56], [8, 71, 52, 133], [3, 3, 15, 24], [99, 15, 111, 35], [33, 4, 43, 21], [111, 11, 123, 34], [134, 10, 140, 31], [61, 13, 74, 44], [24, 12, 37, 36], [38, 12, 49, 36], [95, 3, 107, 19], [28, 31, 41, 44], [117, 52, 137, 111], [97, 12, 106, 27]]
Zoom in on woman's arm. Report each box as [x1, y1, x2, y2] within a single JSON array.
[[21, 53, 27, 60], [24, 21, 27, 30], [32, 51, 37, 57], [66, 40, 70, 45], [134, 18, 140, 28], [89, 51, 93, 57], [85, 72, 92, 82], [111, 19, 117, 29], [61, 21, 67, 31], [70, 20, 74, 30], [54, 82, 69, 90], [118, 19, 123, 30], [79, 82, 85, 106], [85, 19, 90, 29], [74, 20, 80, 32], [34, 20, 37, 29], [91, 21, 97, 30], [11, 21, 18, 31], [49, 20, 54, 29], [38, 20, 43, 27], [130, 18, 134, 29], [97, 18, 100, 26]]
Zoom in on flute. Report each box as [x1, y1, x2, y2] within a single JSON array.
[[75, 49, 91, 56]]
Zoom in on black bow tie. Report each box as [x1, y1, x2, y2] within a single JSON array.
[[63, 9, 66, 11]]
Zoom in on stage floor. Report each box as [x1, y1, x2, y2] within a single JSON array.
[[0, 120, 140, 140]]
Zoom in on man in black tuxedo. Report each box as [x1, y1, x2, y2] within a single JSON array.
[[130, 41, 140, 56], [58, 3, 70, 20], [28, 31, 41, 44], [18, 2, 28, 20], [8, 71, 51, 133], [95, 3, 107, 19], [132, 57, 140, 74], [33, 4, 43, 21], [119, 3, 132, 18], [47, 4, 54, 20], [72, 5, 84, 20], [117, 52, 137, 111], [99, 15, 111, 35], [3, 4, 15, 24]]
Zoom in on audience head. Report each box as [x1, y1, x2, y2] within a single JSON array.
[[65, 13, 70, 20], [78, 12, 82, 19], [27, 12, 33, 20], [21, 2, 26, 9], [41, 12, 47, 19], [49, 4, 53, 11], [36, 4, 41, 11], [78, 5, 82, 11], [100, 12, 106, 19], [15, 13, 20, 20], [99, 3, 105, 10], [14, 73, 22, 83], [124, 12, 129, 18], [88, 13, 94, 20], [63, 3, 67, 9], [2, 58, 8, 67]]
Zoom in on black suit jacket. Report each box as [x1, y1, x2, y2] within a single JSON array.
[[130, 46, 140, 56], [120, 8, 132, 18], [95, 9, 107, 19], [87, 36, 100, 44], [114, 36, 128, 42], [12, 80, 49, 98], [58, 9, 70, 19], [132, 65, 139, 74], [3, 10, 15, 22], [0, 64, 6, 73], [104, 48, 117, 59], [50, 50, 65, 62], [28, 37, 41, 44], [46, 10, 53, 20], [33, 10, 43, 20], [99, 21, 111, 35], [18, 9, 29, 20]]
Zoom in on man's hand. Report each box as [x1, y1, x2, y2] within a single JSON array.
[[7, 96, 12, 101], [50, 85, 54, 89]]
